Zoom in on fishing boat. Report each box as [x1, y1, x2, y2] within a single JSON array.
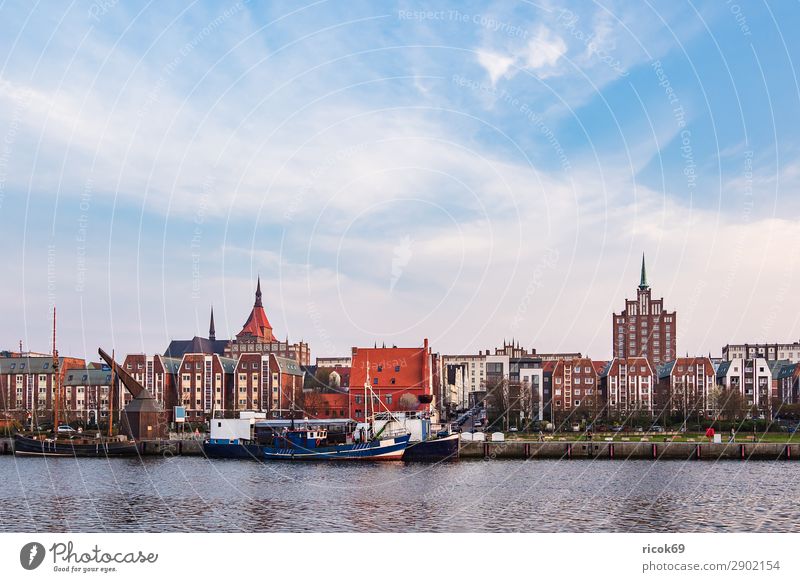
[[204, 360, 411, 461], [373, 411, 460, 461]]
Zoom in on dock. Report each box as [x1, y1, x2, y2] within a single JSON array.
[[2, 436, 799, 460]]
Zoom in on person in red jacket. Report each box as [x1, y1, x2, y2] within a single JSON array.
[[705, 426, 715, 442]]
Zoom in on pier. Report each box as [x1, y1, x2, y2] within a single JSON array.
[[3, 436, 799, 460]]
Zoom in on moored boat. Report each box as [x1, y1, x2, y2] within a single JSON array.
[[13, 434, 139, 457]]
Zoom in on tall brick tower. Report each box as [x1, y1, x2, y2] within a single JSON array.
[[612, 254, 676, 365]]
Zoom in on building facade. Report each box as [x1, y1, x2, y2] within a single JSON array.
[[348, 340, 433, 422], [601, 357, 655, 415], [612, 255, 676, 366], [656, 357, 715, 418], [722, 342, 800, 363]]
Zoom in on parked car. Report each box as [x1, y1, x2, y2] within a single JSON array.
[[611, 425, 624, 432], [571, 424, 581, 432], [508, 427, 519, 433], [56, 424, 76, 435], [649, 425, 664, 433]]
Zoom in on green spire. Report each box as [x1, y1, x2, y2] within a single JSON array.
[[639, 253, 649, 290]]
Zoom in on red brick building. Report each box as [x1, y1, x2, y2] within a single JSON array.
[[656, 357, 715, 418], [549, 357, 601, 416], [612, 255, 676, 366], [0, 354, 86, 425], [348, 340, 433, 421]]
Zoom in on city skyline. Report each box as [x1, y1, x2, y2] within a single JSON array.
[[1, 2, 799, 360]]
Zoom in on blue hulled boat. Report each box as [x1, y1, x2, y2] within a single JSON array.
[[204, 418, 411, 461]]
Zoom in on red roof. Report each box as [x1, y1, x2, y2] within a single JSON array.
[[236, 278, 275, 340], [237, 305, 274, 340]]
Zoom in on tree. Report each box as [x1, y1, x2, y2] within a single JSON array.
[[397, 393, 419, 411], [295, 390, 326, 418], [484, 376, 509, 430], [713, 386, 744, 421]]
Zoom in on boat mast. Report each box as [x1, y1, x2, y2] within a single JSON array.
[[52, 306, 60, 432], [108, 349, 115, 438]]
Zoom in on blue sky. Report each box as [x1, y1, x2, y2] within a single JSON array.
[[1, 0, 799, 360]]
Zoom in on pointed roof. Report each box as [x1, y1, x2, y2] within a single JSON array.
[[209, 306, 216, 341], [237, 278, 275, 340], [639, 253, 649, 290]]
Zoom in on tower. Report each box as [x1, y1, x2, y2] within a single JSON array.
[[611, 254, 676, 365], [209, 307, 216, 341]]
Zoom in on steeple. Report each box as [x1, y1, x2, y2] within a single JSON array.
[[639, 253, 649, 290], [209, 306, 216, 341], [255, 276, 263, 307]]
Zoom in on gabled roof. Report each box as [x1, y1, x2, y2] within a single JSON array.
[[657, 360, 676, 379], [274, 355, 303, 376], [0, 356, 72, 375], [64, 369, 113, 386], [777, 363, 799, 380], [160, 356, 182, 374], [218, 357, 238, 374], [163, 337, 229, 358], [716, 360, 731, 379]]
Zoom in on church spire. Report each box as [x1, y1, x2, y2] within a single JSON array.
[[639, 253, 649, 290], [255, 276, 263, 307], [209, 306, 216, 341]]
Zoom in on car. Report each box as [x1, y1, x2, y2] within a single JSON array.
[[649, 425, 664, 433], [56, 424, 76, 435], [611, 426, 624, 432], [571, 424, 581, 432], [509, 427, 519, 432]]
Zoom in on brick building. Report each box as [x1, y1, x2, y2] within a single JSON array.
[[656, 357, 715, 418], [0, 354, 86, 425], [612, 255, 676, 366], [348, 340, 433, 422], [600, 357, 655, 416], [551, 357, 601, 417]]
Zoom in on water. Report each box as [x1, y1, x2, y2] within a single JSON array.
[[1, 456, 797, 532]]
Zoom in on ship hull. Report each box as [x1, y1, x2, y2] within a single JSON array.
[[13, 434, 139, 457], [204, 434, 411, 461], [402, 434, 460, 461]]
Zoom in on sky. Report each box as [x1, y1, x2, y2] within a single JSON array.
[[0, 0, 799, 361]]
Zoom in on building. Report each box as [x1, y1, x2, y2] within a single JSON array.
[[316, 356, 352, 367], [0, 354, 86, 425], [163, 308, 230, 358], [224, 278, 311, 365], [657, 357, 715, 418], [550, 357, 601, 417], [123, 354, 181, 420], [775, 362, 800, 406], [715, 358, 773, 417], [61, 367, 114, 426], [442, 341, 580, 412], [722, 342, 800, 363], [612, 255, 676, 366], [600, 357, 655, 416], [348, 340, 433, 422]]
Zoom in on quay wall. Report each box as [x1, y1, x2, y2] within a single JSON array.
[[1, 437, 797, 460], [459, 440, 799, 461]]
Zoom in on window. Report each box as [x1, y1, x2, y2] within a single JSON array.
[[394, 365, 400, 372], [386, 395, 393, 404], [377, 365, 383, 372], [373, 378, 378, 385]]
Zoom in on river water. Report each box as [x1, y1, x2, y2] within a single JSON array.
[[1, 456, 797, 532]]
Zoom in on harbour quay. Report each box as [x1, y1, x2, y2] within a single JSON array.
[[460, 439, 800, 460], [3, 436, 799, 461]]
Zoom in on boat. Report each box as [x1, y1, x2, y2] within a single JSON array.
[[373, 411, 460, 461], [13, 434, 139, 457], [205, 359, 411, 461], [204, 417, 410, 461], [13, 310, 139, 458]]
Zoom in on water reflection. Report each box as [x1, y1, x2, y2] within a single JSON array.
[[1, 457, 797, 532]]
